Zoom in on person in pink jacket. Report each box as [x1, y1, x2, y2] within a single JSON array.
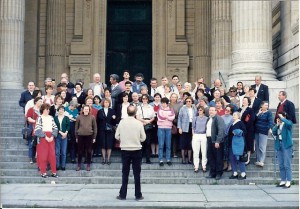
[[157, 97, 175, 166]]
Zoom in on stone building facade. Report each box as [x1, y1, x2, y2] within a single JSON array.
[[0, 0, 298, 108]]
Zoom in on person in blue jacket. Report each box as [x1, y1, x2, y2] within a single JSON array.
[[272, 112, 294, 189]]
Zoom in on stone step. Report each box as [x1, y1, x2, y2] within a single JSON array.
[[0, 175, 298, 185], [0, 162, 298, 171], [1, 147, 298, 157], [0, 154, 298, 165], [0, 168, 298, 179]]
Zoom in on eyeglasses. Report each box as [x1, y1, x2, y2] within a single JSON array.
[[230, 91, 236, 93]]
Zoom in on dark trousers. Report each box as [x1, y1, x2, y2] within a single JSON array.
[[207, 137, 223, 176], [77, 135, 93, 165], [68, 122, 77, 160], [142, 130, 151, 161], [119, 150, 142, 199]]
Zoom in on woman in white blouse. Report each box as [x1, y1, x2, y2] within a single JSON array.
[[136, 94, 156, 164]]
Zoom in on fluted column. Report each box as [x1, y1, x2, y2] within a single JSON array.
[[46, 0, 66, 82], [0, 0, 25, 89], [211, 0, 231, 84], [193, 0, 211, 84], [229, 1, 277, 82]]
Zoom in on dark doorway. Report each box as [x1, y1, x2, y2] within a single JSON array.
[[106, 0, 152, 85]]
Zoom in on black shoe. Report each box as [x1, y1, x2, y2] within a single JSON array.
[[229, 174, 238, 179], [238, 175, 246, 180], [71, 159, 76, 164], [194, 169, 199, 173], [150, 154, 155, 158], [107, 161, 111, 165], [51, 173, 59, 178], [167, 161, 172, 166], [102, 159, 106, 165], [206, 175, 216, 179], [135, 196, 144, 201], [116, 196, 126, 200], [215, 175, 222, 180], [188, 160, 192, 164], [159, 161, 164, 166], [61, 167, 66, 171], [56, 166, 61, 171], [181, 160, 186, 164], [41, 173, 48, 178], [146, 160, 152, 164]]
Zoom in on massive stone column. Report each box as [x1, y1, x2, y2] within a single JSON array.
[[0, 0, 25, 89], [229, 1, 277, 84], [194, 0, 211, 85], [211, 0, 231, 85], [46, 0, 66, 82]]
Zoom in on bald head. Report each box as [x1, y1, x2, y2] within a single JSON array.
[[127, 105, 137, 117]]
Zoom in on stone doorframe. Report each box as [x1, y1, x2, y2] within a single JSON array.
[[69, 0, 189, 85]]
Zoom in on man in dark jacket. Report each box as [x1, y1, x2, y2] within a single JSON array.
[[275, 91, 297, 124], [251, 76, 269, 102], [19, 81, 35, 112], [206, 106, 225, 180]]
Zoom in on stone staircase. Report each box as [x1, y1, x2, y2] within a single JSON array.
[[0, 89, 298, 185]]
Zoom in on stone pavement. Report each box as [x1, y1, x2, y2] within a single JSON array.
[[0, 184, 299, 209]]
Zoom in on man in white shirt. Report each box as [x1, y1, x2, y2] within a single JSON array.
[[149, 78, 158, 97], [156, 76, 169, 96], [89, 73, 107, 99]]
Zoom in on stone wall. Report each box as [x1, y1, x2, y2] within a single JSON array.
[[21, 0, 299, 108], [272, 1, 299, 108]]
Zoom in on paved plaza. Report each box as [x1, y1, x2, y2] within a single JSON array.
[[1, 184, 299, 208]]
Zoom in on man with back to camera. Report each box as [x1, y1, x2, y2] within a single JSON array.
[[115, 105, 146, 201]]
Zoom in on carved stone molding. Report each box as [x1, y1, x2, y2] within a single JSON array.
[[232, 50, 273, 64]]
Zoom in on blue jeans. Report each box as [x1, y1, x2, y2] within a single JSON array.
[[255, 133, 268, 163], [157, 128, 172, 161], [27, 124, 33, 159], [277, 142, 293, 181], [229, 148, 246, 173], [55, 134, 68, 168]]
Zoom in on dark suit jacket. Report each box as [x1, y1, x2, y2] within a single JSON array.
[[117, 91, 133, 105], [97, 108, 116, 131], [19, 90, 33, 109], [240, 107, 255, 141], [252, 97, 262, 115], [251, 84, 269, 102], [275, 100, 297, 124], [206, 115, 225, 143]]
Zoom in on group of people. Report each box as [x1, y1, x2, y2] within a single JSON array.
[[19, 72, 296, 189]]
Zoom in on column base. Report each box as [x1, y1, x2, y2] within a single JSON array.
[[0, 81, 23, 90]]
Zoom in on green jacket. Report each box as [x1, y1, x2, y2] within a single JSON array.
[[54, 116, 70, 134], [272, 118, 293, 151]]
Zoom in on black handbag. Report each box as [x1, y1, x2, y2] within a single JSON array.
[[141, 107, 153, 131], [22, 118, 31, 140], [239, 152, 248, 162]]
